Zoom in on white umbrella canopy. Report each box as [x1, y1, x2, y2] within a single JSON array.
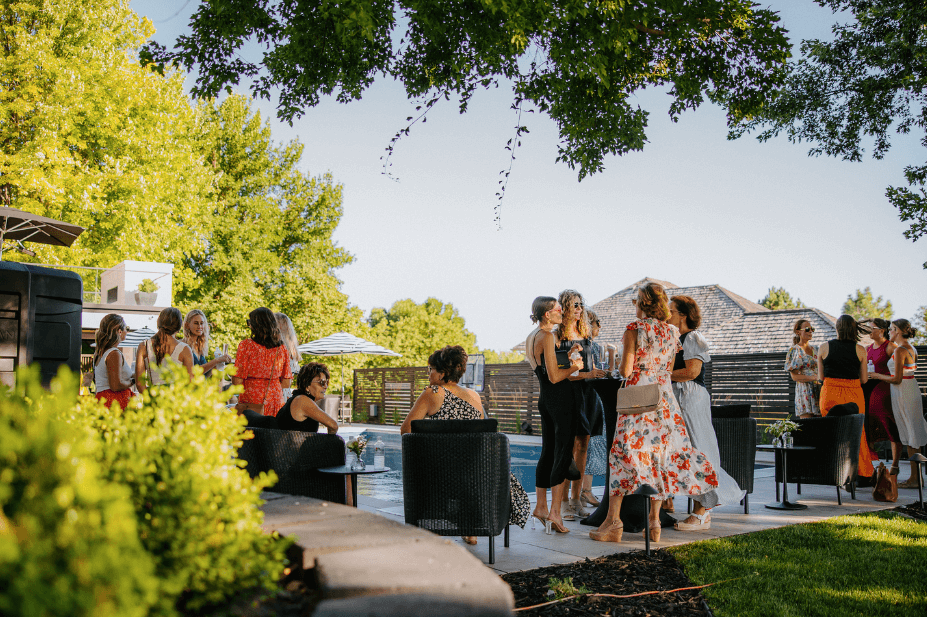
[[296, 332, 401, 417], [90, 326, 157, 348]]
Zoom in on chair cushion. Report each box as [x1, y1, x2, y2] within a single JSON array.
[[410, 419, 498, 433], [826, 402, 859, 417], [710, 404, 751, 419]]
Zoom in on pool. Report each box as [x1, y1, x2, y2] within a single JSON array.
[[341, 426, 605, 503]]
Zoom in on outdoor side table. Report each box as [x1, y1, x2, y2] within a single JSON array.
[[318, 465, 391, 508], [757, 445, 815, 510]]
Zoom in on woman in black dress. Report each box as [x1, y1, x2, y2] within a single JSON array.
[[276, 362, 339, 434], [529, 297, 584, 533], [557, 290, 606, 521]]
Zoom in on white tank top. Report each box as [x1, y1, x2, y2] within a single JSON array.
[[145, 339, 191, 386], [94, 347, 133, 392]]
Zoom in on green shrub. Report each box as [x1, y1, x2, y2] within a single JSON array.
[[0, 367, 158, 617], [70, 365, 291, 615]]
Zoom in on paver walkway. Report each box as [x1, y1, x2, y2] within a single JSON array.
[[353, 452, 922, 575]]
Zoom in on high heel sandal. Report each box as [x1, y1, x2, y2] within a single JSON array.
[[589, 522, 624, 542], [890, 465, 900, 476], [547, 517, 570, 534], [531, 515, 552, 535], [580, 488, 600, 507], [674, 512, 711, 531], [645, 522, 661, 542], [662, 497, 675, 513]]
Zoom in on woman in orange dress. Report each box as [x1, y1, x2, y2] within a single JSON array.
[[816, 314, 877, 479], [232, 307, 293, 417]]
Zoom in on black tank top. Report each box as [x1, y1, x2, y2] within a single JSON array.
[[276, 391, 320, 432], [823, 339, 860, 380], [672, 331, 706, 388]]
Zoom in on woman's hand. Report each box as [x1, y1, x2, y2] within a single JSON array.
[[589, 368, 607, 378]]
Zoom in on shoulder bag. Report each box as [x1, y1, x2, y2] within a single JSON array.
[[615, 382, 660, 414]]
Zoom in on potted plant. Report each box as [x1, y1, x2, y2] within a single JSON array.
[[134, 278, 159, 306], [764, 418, 800, 448]]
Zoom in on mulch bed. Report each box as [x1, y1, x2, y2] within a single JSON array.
[[502, 549, 712, 617]]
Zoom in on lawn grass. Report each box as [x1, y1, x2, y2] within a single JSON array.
[[669, 511, 927, 617]]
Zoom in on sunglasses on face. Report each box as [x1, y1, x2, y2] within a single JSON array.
[[572, 302, 583, 309], [802, 327, 815, 333], [312, 378, 329, 387]]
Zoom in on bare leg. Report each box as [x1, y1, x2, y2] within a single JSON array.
[[571, 435, 590, 499], [596, 493, 624, 531], [908, 446, 922, 481], [548, 480, 570, 532], [533, 487, 549, 520], [890, 442, 901, 470], [346, 477, 353, 507]]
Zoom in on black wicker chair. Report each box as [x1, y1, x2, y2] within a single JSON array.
[[238, 427, 347, 504], [402, 420, 511, 564], [774, 414, 864, 505], [711, 416, 757, 513]]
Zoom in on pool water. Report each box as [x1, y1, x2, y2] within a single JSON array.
[[344, 428, 604, 504]]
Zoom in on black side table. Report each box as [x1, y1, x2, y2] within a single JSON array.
[[757, 445, 815, 510], [318, 465, 391, 507]]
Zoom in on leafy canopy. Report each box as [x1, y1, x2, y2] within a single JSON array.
[[759, 286, 805, 310], [155, 0, 791, 180], [731, 1, 927, 263], [368, 298, 478, 367], [842, 286, 893, 321], [911, 305, 927, 345]]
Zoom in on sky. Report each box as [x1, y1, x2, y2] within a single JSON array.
[[133, 1, 926, 352]]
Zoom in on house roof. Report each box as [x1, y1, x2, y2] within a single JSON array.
[[588, 279, 836, 355]]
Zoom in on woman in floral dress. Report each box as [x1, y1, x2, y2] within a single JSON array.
[[785, 319, 821, 418], [590, 282, 718, 544]]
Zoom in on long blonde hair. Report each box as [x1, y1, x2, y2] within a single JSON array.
[[275, 312, 300, 363], [183, 309, 210, 356], [94, 314, 126, 366], [557, 289, 589, 342]]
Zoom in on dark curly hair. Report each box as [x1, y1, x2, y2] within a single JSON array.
[[295, 362, 330, 394], [248, 307, 282, 349], [671, 295, 701, 330], [637, 283, 670, 322], [428, 345, 468, 383]]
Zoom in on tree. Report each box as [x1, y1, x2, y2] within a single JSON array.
[[842, 287, 894, 321], [759, 286, 806, 310], [154, 1, 790, 181], [0, 0, 215, 280], [732, 1, 927, 263], [177, 95, 364, 353], [367, 298, 478, 368], [911, 305, 927, 345], [480, 349, 526, 364]]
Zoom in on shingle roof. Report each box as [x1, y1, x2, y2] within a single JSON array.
[[587, 279, 837, 355]]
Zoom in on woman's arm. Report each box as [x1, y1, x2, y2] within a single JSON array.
[[179, 346, 195, 378], [231, 341, 246, 386], [618, 329, 637, 378], [872, 348, 906, 385], [816, 342, 828, 382], [400, 387, 443, 434], [200, 354, 232, 374], [540, 333, 583, 384], [672, 359, 703, 383], [135, 344, 147, 394], [105, 351, 131, 392], [857, 344, 868, 384], [789, 369, 818, 384], [293, 397, 339, 433]]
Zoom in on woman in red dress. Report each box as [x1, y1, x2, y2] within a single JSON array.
[[233, 307, 293, 417]]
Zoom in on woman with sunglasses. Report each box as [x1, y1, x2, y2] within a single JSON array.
[[232, 307, 293, 417], [275, 362, 339, 433], [785, 319, 822, 418], [557, 289, 607, 522]]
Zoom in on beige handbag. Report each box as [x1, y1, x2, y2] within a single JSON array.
[[615, 383, 660, 414]]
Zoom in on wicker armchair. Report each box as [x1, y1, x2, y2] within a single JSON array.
[[238, 427, 347, 504], [774, 414, 864, 505], [402, 421, 511, 564], [711, 417, 757, 513]]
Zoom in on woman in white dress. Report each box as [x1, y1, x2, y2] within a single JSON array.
[[668, 295, 744, 530], [868, 318, 927, 488], [135, 307, 194, 393]]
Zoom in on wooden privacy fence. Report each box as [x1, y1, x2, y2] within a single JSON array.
[[353, 348, 927, 436]]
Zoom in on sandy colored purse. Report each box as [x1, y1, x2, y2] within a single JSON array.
[[615, 383, 660, 414]]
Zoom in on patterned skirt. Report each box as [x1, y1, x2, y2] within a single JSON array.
[[95, 388, 134, 410]]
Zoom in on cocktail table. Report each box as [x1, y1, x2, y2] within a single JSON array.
[[318, 465, 391, 507], [757, 445, 816, 510]]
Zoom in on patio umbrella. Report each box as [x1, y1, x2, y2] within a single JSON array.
[[296, 332, 401, 414], [0, 207, 84, 258], [91, 326, 158, 348]]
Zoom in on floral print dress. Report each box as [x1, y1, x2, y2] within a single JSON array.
[[608, 319, 718, 499], [785, 344, 820, 417], [428, 386, 531, 528]]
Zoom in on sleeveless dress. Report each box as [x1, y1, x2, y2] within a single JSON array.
[[533, 352, 579, 488], [144, 338, 192, 386], [888, 348, 927, 448], [583, 341, 608, 476], [557, 338, 603, 437], [276, 390, 321, 432], [427, 386, 530, 528], [672, 331, 745, 509], [608, 318, 718, 499], [866, 341, 900, 443], [785, 344, 820, 417]]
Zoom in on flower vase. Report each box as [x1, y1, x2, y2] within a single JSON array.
[[772, 435, 782, 448], [351, 455, 366, 471], [783, 432, 793, 449], [346, 452, 357, 468]]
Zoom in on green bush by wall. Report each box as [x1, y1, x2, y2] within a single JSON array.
[[0, 368, 159, 617]]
